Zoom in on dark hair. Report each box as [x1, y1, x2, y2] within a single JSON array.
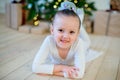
[[52, 9, 81, 29]]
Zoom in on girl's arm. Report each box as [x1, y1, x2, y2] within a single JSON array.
[[36, 65, 65, 77], [74, 39, 86, 79], [37, 70, 63, 77], [36, 64, 78, 78], [32, 36, 54, 75]]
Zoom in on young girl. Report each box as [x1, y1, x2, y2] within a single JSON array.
[[32, 9, 85, 79], [32, 1, 102, 79]]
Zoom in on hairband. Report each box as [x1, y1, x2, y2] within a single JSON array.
[[58, 1, 84, 23], [58, 1, 77, 13]]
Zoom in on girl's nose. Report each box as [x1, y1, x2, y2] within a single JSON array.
[[63, 33, 69, 38]]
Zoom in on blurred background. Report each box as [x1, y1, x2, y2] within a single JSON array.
[[0, 0, 120, 37], [0, 1, 120, 80]]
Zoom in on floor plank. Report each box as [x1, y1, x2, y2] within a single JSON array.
[[49, 76, 71, 80], [117, 59, 120, 80], [0, 34, 45, 66], [81, 36, 110, 80], [95, 38, 120, 80], [0, 47, 37, 79], [1, 61, 32, 80], [85, 35, 103, 73], [25, 73, 51, 80]]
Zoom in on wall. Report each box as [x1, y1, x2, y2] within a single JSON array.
[[0, 0, 11, 13], [87, 0, 110, 10], [0, 0, 21, 13]]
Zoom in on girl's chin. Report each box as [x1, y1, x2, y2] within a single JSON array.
[[59, 47, 70, 49], [58, 44, 71, 49], [56, 42, 71, 49]]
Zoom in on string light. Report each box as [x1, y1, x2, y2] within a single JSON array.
[[33, 17, 37, 20], [33, 14, 38, 20], [53, 5, 57, 8], [34, 21, 39, 26], [55, 2, 59, 5], [33, 14, 39, 26], [74, 0, 78, 3], [87, 8, 91, 11], [58, 0, 62, 2]]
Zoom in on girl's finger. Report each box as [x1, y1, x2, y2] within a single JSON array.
[[73, 67, 79, 71], [68, 70, 72, 78], [71, 68, 78, 77]]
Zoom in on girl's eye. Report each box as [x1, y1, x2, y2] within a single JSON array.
[[58, 29, 63, 32], [70, 31, 75, 34]]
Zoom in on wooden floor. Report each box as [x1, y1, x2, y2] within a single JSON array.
[[0, 14, 120, 80]]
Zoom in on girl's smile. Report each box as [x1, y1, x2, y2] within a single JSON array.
[[60, 39, 69, 43]]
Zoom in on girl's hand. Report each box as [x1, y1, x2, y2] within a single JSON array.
[[63, 66, 79, 78]]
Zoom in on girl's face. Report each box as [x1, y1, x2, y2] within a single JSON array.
[[51, 15, 80, 49]]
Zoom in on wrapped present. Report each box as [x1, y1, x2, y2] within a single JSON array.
[[94, 11, 110, 35]]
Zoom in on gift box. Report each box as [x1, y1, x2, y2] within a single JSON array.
[[5, 3, 11, 27], [10, 3, 22, 30], [94, 11, 110, 35], [18, 25, 31, 33], [31, 21, 50, 34], [108, 12, 120, 37], [94, 11, 120, 37], [6, 3, 22, 30]]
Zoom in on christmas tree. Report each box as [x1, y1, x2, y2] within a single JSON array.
[[24, 0, 96, 25]]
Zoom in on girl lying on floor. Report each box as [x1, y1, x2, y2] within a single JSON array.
[[32, 1, 102, 79]]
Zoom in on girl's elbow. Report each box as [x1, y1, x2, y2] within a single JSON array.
[[32, 64, 39, 73]]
